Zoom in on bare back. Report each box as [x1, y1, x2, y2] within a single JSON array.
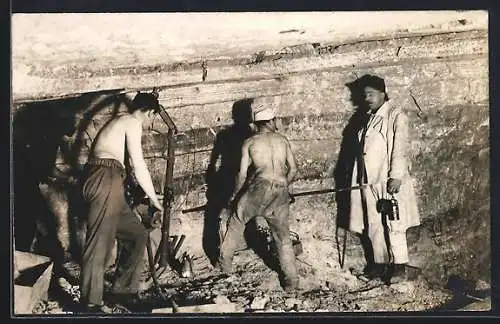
[[91, 114, 137, 167], [247, 132, 293, 184]]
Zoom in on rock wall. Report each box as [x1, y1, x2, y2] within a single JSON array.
[[12, 23, 489, 288]]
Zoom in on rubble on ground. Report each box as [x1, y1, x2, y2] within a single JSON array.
[[30, 247, 490, 314]]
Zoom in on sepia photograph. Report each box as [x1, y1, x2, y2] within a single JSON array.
[[11, 10, 490, 315]]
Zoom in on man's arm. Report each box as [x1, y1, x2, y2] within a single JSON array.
[[387, 111, 409, 194], [232, 140, 251, 200], [285, 139, 297, 184], [125, 118, 163, 211]]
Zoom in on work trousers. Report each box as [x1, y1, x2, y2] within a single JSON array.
[[80, 158, 147, 306], [218, 178, 298, 288]]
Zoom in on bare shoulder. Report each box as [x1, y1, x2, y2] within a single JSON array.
[[119, 114, 141, 129], [242, 136, 254, 148], [118, 113, 133, 122], [276, 132, 291, 145]]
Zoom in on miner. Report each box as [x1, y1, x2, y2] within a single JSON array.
[[217, 102, 299, 291], [347, 74, 420, 284], [205, 98, 271, 264], [79, 92, 163, 312]]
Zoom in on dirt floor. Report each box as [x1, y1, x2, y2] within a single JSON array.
[[30, 244, 490, 315], [26, 176, 491, 315]]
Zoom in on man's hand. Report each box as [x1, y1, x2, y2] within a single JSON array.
[[67, 175, 78, 185], [151, 199, 164, 213], [387, 178, 402, 194]]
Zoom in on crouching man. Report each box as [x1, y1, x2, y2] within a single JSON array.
[[217, 102, 299, 292], [79, 92, 163, 312]]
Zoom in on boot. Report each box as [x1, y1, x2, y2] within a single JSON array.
[[386, 263, 407, 284], [358, 263, 386, 281], [282, 277, 299, 293], [78, 303, 115, 314], [105, 292, 141, 312]]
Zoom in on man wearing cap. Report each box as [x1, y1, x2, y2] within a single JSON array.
[[348, 74, 420, 284], [217, 100, 299, 291], [79, 92, 163, 312]]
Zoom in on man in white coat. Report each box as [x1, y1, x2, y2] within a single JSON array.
[[348, 74, 420, 284]]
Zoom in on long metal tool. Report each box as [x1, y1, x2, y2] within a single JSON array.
[[181, 183, 376, 214], [157, 104, 178, 268], [146, 234, 164, 297]]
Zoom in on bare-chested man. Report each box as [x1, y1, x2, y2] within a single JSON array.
[[217, 104, 299, 291], [79, 92, 163, 312]]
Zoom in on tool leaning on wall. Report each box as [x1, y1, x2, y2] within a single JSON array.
[[124, 88, 197, 295]]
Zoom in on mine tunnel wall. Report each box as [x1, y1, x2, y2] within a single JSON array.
[[12, 29, 489, 288]]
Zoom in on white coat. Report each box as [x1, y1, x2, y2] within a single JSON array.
[[349, 101, 420, 234]]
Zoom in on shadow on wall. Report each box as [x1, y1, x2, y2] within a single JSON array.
[[13, 98, 83, 261], [202, 98, 255, 265], [12, 90, 132, 267], [333, 77, 373, 268]]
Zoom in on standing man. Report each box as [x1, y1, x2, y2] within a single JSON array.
[[348, 74, 420, 284], [217, 102, 299, 292], [79, 92, 163, 312]]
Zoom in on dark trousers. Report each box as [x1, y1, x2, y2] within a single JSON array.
[[218, 178, 298, 288], [80, 158, 147, 306]]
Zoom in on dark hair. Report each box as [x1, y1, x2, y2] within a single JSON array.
[[347, 74, 390, 101], [131, 92, 161, 113]]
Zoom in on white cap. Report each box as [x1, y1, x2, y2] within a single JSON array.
[[253, 107, 275, 121]]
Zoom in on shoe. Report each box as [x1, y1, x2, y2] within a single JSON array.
[[282, 277, 299, 293], [358, 263, 386, 281], [106, 292, 141, 307], [213, 262, 232, 276], [79, 303, 114, 314], [213, 267, 232, 281], [385, 263, 407, 284]]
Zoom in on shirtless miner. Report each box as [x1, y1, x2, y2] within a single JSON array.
[[79, 92, 163, 313], [217, 103, 299, 292]]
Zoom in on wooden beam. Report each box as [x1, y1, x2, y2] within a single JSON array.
[[12, 30, 487, 103]]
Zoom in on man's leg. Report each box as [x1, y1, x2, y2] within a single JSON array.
[[368, 215, 411, 283], [386, 226, 410, 283], [217, 197, 249, 273], [389, 230, 409, 264], [266, 188, 299, 290], [218, 180, 270, 273], [360, 220, 391, 281], [112, 206, 148, 295], [367, 218, 390, 264], [80, 167, 123, 307]]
